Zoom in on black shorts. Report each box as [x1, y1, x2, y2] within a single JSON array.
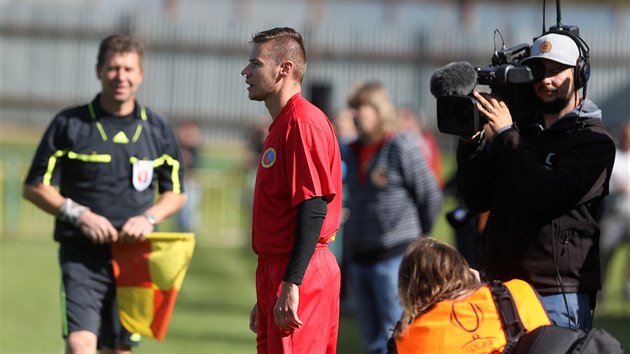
[[59, 243, 141, 349]]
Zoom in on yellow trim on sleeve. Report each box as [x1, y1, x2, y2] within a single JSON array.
[[129, 154, 182, 194], [42, 150, 111, 185], [42, 150, 68, 185], [156, 155, 182, 194]]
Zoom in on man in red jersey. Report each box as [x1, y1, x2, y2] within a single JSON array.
[[241, 27, 343, 354]]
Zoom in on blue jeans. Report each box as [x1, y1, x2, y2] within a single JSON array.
[[539, 292, 593, 330], [348, 255, 403, 354]]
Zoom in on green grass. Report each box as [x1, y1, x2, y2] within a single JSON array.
[[1, 144, 628, 353], [0, 237, 367, 354], [0, 239, 62, 353], [2, 234, 629, 354]]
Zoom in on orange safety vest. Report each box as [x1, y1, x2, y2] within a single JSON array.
[[395, 279, 551, 354]]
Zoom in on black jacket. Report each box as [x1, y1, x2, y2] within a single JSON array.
[[456, 99, 616, 294]]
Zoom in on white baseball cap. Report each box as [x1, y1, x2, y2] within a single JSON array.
[[522, 33, 580, 66]]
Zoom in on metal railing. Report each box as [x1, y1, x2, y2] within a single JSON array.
[[0, 162, 250, 248]]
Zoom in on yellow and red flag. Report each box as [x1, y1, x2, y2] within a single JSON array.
[[112, 232, 195, 341]]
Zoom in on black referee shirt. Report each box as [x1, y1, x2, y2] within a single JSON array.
[[25, 95, 185, 243]]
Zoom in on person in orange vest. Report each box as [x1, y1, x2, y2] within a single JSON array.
[[389, 238, 551, 354]]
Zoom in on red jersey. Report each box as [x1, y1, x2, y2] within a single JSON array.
[[252, 93, 342, 258]]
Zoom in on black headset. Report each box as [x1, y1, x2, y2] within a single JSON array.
[[546, 28, 591, 91]]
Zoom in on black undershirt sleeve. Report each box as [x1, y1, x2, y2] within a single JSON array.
[[283, 197, 328, 285]]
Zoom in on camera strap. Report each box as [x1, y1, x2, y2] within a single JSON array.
[[490, 280, 527, 353]]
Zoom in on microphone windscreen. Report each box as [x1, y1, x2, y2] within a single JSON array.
[[430, 61, 478, 98]]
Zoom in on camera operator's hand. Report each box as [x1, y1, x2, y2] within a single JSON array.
[[473, 91, 513, 134]]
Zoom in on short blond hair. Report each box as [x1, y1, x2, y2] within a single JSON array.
[[346, 81, 397, 133]]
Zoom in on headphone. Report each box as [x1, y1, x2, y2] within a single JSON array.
[[547, 28, 591, 91]]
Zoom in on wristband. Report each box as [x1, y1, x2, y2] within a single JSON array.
[[58, 198, 89, 226], [143, 212, 157, 226]]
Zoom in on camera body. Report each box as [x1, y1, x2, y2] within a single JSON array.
[[437, 43, 536, 137]]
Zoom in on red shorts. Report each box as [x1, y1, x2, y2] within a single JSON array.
[[255, 245, 340, 354]]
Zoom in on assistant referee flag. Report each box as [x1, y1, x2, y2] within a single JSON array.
[[112, 232, 195, 341]]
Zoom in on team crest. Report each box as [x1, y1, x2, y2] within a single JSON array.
[[132, 160, 154, 191], [261, 148, 276, 168], [539, 40, 552, 53], [371, 167, 389, 188]]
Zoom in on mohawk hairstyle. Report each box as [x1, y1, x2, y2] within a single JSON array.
[[251, 27, 307, 82]]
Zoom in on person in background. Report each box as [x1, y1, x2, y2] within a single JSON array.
[[389, 237, 551, 354], [456, 32, 616, 329], [396, 106, 444, 188], [175, 119, 201, 232], [331, 108, 358, 313], [599, 119, 630, 302], [241, 27, 342, 354], [444, 124, 494, 269], [443, 175, 485, 269], [22, 34, 186, 354], [334, 107, 359, 147], [342, 81, 443, 354]]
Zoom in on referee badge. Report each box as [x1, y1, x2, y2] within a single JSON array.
[[133, 160, 154, 191], [261, 147, 276, 168]]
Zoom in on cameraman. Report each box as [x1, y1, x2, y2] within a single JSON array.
[[456, 32, 616, 330]]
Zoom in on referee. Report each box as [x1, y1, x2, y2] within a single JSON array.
[[22, 34, 186, 354]]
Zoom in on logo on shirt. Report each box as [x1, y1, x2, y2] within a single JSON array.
[[132, 160, 154, 191], [261, 148, 276, 168], [544, 153, 556, 171], [371, 167, 389, 188], [112, 131, 130, 144]]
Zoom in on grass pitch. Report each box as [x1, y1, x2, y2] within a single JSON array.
[[1, 236, 628, 354], [0, 236, 365, 354]]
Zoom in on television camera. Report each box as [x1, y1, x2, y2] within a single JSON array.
[[432, 0, 588, 137]]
